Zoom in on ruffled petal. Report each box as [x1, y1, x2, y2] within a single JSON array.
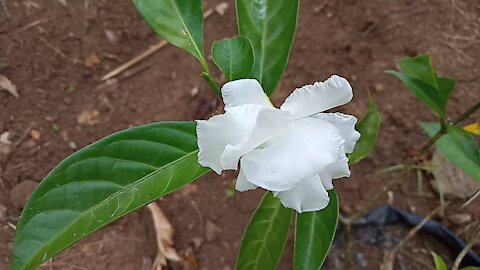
[[275, 175, 330, 213], [196, 104, 263, 174], [313, 113, 360, 153], [319, 145, 350, 190], [220, 108, 294, 170], [222, 79, 272, 109], [241, 117, 345, 192], [280, 75, 353, 119], [235, 168, 257, 192]]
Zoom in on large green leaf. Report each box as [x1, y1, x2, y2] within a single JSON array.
[[420, 122, 480, 181], [11, 122, 209, 270], [133, 0, 206, 65], [236, 0, 299, 95], [212, 35, 254, 81], [431, 252, 448, 270], [349, 94, 381, 164], [236, 192, 292, 270], [295, 190, 338, 270]]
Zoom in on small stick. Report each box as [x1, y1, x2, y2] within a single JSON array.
[[460, 189, 480, 209], [37, 37, 69, 60], [452, 223, 480, 270], [101, 7, 217, 82], [17, 18, 50, 32], [381, 202, 450, 270]]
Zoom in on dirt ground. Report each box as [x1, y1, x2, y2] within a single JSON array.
[[1, 0, 480, 269]]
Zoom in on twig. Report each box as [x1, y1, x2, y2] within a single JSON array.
[[190, 199, 204, 231], [37, 37, 69, 60], [398, 250, 434, 270], [13, 122, 35, 147], [7, 222, 16, 230], [452, 223, 480, 270], [452, 100, 480, 125], [381, 202, 450, 270], [0, 0, 9, 18], [101, 6, 218, 82], [460, 189, 480, 209], [17, 18, 50, 32]]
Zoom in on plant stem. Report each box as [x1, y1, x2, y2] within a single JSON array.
[[452, 223, 480, 270], [201, 71, 221, 96], [452, 100, 480, 125]]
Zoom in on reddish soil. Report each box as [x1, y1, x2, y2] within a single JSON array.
[[1, 0, 479, 269]]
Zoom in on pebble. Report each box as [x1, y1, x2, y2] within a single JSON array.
[[449, 213, 472, 225]]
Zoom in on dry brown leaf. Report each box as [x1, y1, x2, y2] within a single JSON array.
[[147, 202, 181, 270], [84, 53, 101, 67], [0, 74, 19, 98]]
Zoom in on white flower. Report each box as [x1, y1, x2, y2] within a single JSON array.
[[196, 75, 360, 213]]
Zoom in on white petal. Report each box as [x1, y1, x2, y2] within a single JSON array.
[[313, 113, 360, 153], [275, 175, 330, 213], [235, 168, 257, 192], [196, 104, 263, 174], [241, 117, 344, 192], [280, 75, 353, 118], [222, 79, 272, 109], [220, 108, 294, 170], [320, 145, 350, 190]]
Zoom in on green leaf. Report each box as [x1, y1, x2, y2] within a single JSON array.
[[431, 252, 448, 270], [398, 54, 438, 88], [133, 0, 206, 65], [420, 122, 480, 181], [11, 122, 209, 270], [387, 54, 456, 117], [447, 124, 480, 165], [236, 0, 299, 95], [212, 36, 254, 81], [385, 70, 445, 116], [349, 94, 381, 164], [295, 190, 338, 270], [236, 192, 292, 270]]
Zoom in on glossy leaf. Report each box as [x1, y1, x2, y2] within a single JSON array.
[[236, 0, 299, 95], [431, 252, 448, 270], [236, 192, 292, 270], [295, 190, 338, 270], [349, 94, 381, 164], [212, 36, 254, 81], [133, 0, 206, 64], [386, 54, 456, 117], [420, 122, 480, 181], [385, 70, 445, 116], [11, 122, 209, 270], [398, 54, 438, 88]]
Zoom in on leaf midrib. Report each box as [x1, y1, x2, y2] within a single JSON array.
[[250, 205, 283, 269], [169, 0, 204, 62], [18, 149, 202, 268]]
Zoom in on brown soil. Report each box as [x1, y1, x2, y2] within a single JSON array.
[[1, 0, 479, 269]]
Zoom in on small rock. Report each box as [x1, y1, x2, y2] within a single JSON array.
[[68, 141, 77, 150], [84, 53, 101, 67], [77, 109, 100, 125], [0, 131, 12, 144], [10, 180, 38, 209], [104, 30, 118, 43], [215, 2, 229, 16], [190, 86, 199, 97], [30, 129, 41, 140], [449, 213, 472, 225], [373, 83, 385, 92], [191, 236, 204, 251], [205, 220, 221, 242]]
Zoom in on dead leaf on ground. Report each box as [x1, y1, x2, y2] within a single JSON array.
[[77, 109, 100, 125], [0, 74, 19, 98], [147, 202, 181, 270], [84, 53, 101, 67], [181, 246, 198, 270]]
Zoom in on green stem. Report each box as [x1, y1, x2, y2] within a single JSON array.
[[199, 58, 221, 96]]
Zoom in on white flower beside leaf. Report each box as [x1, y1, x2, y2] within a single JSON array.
[[196, 75, 360, 213]]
